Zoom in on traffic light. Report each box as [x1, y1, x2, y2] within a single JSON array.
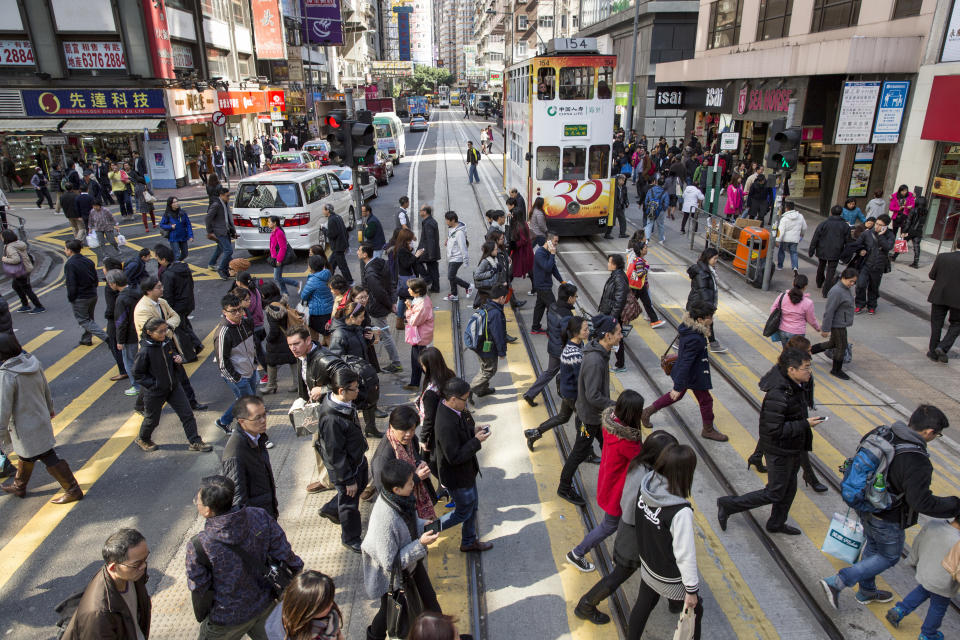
[[764, 119, 785, 170], [772, 126, 802, 172], [325, 109, 350, 165], [350, 109, 377, 166]]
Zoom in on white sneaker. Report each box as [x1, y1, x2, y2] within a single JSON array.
[[443, 294, 459, 302], [124, 387, 138, 397]]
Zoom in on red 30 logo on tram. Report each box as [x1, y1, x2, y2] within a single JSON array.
[[544, 179, 606, 217]]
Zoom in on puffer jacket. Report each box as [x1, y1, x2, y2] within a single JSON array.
[[670, 313, 711, 392], [545, 301, 574, 357], [598, 268, 628, 319], [263, 302, 298, 366], [473, 256, 499, 289], [160, 261, 196, 316], [158, 208, 193, 243], [361, 257, 393, 318], [777, 209, 807, 244], [596, 407, 643, 517], [889, 191, 915, 221], [685, 262, 717, 311], [1, 241, 33, 274], [328, 319, 368, 359], [404, 296, 434, 346], [756, 364, 810, 457], [300, 269, 334, 316], [0, 352, 56, 458]]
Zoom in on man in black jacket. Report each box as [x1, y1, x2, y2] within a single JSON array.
[[807, 205, 851, 297], [101, 258, 127, 382], [416, 205, 441, 293], [717, 349, 824, 535], [821, 405, 960, 610], [323, 203, 352, 283], [470, 284, 508, 398], [204, 187, 235, 280], [155, 244, 203, 357], [358, 243, 402, 372], [853, 213, 895, 314], [112, 269, 143, 389], [435, 377, 493, 553], [316, 367, 369, 553], [523, 282, 576, 406], [926, 250, 960, 363], [95, 158, 114, 205], [60, 183, 82, 238], [604, 174, 629, 239], [221, 395, 278, 518], [64, 239, 108, 346]]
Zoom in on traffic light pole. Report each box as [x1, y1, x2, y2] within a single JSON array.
[[761, 98, 797, 291], [344, 88, 364, 230]]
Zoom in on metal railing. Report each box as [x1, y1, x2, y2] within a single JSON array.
[[687, 206, 770, 287]]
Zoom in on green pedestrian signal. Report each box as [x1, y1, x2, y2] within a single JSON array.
[[772, 126, 802, 172]]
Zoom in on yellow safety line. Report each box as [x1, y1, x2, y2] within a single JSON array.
[[21, 330, 61, 353]]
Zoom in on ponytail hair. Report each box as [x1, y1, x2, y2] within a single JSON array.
[[787, 273, 808, 305]]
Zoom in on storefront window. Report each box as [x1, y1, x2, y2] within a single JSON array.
[[562, 147, 586, 180], [708, 0, 743, 49], [811, 0, 861, 33], [537, 146, 560, 180], [756, 0, 792, 41], [929, 143, 960, 243]]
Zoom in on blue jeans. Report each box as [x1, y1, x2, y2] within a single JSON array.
[[121, 343, 139, 390], [777, 331, 800, 347], [171, 240, 189, 262], [207, 234, 234, 275], [836, 513, 904, 594], [439, 485, 479, 546], [574, 512, 620, 558], [777, 242, 799, 270], [218, 373, 259, 425], [898, 584, 950, 636], [467, 164, 479, 184], [644, 215, 665, 243], [273, 264, 300, 295], [113, 189, 132, 216]]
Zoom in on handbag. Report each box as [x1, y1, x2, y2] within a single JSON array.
[[2, 261, 26, 278], [673, 603, 697, 640], [395, 314, 406, 331], [143, 190, 156, 203], [893, 237, 908, 254], [821, 510, 865, 564], [295, 301, 310, 327], [762, 293, 785, 338], [660, 334, 679, 376], [385, 553, 424, 639], [620, 292, 641, 325]]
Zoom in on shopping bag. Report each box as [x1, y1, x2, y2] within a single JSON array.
[[824, 342, 853, 364], [85, 231, 99, 249], [821, 511, 865, 564], [672, 604, 697, 640], [287, 398, 322, 437], [893, 238, 908, 254], [295, 301, 310, 327], [116, 234, 127, 246]]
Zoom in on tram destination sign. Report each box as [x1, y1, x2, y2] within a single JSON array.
[[563, 124, 588, 137]]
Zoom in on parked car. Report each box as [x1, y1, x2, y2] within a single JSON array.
[[267, 151, 319, 170], [232, 168, 356, 254], [302, 139, 332, 165], [331, 165, 378, 202], [410, 116, 428, 132]]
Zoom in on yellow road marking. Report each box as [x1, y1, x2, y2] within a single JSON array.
[[21, 330, 61, 353], [42, 343, 94, 384]]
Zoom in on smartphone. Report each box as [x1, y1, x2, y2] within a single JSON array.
[[424, 520, 442, 535], [481, 424, 491, 434], [813, 416, 828, 422]]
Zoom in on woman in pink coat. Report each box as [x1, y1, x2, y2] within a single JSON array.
[[888, 184, 915, 237], [403, 277, 434, 391], [724, 175, 744, 219], [772, 273, 821, 347]]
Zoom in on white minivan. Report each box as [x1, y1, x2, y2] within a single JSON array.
[[232, 168, 356, 253], [373, 112, 406, 164]]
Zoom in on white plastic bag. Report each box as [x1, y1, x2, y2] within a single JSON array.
[[821, 511, 864, 564], [116, 234, 127, 246], [295, 300, 310, 327], [672, 604, 696, 640], [287, 397, 322, 437], [85, 231, 99, 249]]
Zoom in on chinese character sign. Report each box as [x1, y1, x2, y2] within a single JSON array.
[[252, 0, 285, 59], [835, 81, 880, 145], [62, 42, 126, 70], [302, 0, 344, 46], [0, 40, 35, 66], [22, 89, 165, 117], [140, 0, 175, 79]]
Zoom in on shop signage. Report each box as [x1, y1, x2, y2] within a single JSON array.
[[267, 90, 285, 112], [872, 80, 910, 144], [301, 0, 344, 46], [23, 89, 165, 117], [655, 87, 684, 108], [216, 90, 267, 115], [942, 0, 960, 62], [62, 41, 126, 70], [370, 60, 414, 77], [365, 85, 378, 100], [0, 40, 35, 66], [166, 88, 217, 117], [835, 81, 881, 145], [212, 110, 226, 126], [737, 85, 792, 115], [563, 124, 588, 136], [252, 0, 285, 59], [932, 176, 960, 198], [40, 135, 67, 145], [654, 85, 726, 111], [172, 43, 194, 69], [140, 0, 176, 79], [720, 132, 739, 151]]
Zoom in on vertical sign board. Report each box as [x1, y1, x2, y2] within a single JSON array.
[[834, 81, 881, 145], [941, 0, 960, 62], [252, 0, 286, 59], [872, 81, 910, 144], [141, 0, 176, 79], [302, 0, 344, 46]]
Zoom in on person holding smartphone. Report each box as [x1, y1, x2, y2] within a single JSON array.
[[717, 348, 824, 536]]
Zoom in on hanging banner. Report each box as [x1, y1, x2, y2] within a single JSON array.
[[216, 90, 267, 115], [302, 0, 344, 46], [872, 80, 910, 144], [62, 41, 126, 70], [140, 0, 176, 79], [835, 81, 880, 145], [0, 40, 36, 66], [252, 0, 286, 59]]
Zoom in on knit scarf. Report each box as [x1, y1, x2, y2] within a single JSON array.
[[380, 487, 419, 542], [387, 429, 436, 521]]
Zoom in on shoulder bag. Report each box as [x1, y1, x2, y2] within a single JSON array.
[[385, 551, 424, 639], [762, 293, 785, 338], [660, 333, 679, 376], [620, 292, 641, 325]]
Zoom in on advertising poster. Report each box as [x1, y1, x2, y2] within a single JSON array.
[[302, 0, 344, 46], [252, 0, 286, 59], [848, 163, 872, 197], [942, 0, 960, 62], [140, 0, 176, 79], [144, 139, 176, 189], [62, 41, 126, 70]]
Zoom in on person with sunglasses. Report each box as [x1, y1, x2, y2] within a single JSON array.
[[264, 570, 343, 640]]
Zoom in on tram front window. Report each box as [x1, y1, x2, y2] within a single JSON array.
[[562, 147, 586, 180], [559, 67, 595, 100], [589, 145, 610, 179], [537, 146, 561, 180], [537, 68, 556, 100]]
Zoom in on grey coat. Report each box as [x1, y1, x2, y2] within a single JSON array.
[[821, 281, 855, 332], [360, 493, 426, 598], [0, 353, 56, 458], [576, 340, 614, 426], [909, 519, 960, 598]]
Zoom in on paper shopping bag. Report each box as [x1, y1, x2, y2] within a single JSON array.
[[821, 511, 864, 564]]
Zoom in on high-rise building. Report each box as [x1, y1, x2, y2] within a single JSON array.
[[410, 0, 434, 65]]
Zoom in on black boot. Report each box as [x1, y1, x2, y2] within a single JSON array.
[[524, 428, 542, 451]]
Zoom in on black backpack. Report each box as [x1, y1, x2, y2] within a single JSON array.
[[315, 351, 379, 409]]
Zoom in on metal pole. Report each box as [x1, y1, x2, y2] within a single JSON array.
[[761, 98, 797, 291], [345, 86, 355, 118], [344, 87, 364, 224], [624, 0, 641, 132]]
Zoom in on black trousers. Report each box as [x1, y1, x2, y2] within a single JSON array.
[[177, 313, 204, 351], [35, 186, 53, 207], [12, 275, 42, 309], [816, 259, 839, 296], [138, 385, 199, 443], [680, 209, 699, 233], [811, 326, 848, 371], [855, 267, 883, 310], [559, 421, 602, 489], [929, 303, 960, 354], [368, 560, 441, 640], [321, 459, 368, 544], [634, 283, 659, 322], [606, 209, 627, 237], [722, 452, 801, 530], [537, 396, 580, 434], [582, 562, 636, 606], [226, 157, 238, 174], [532, 288, 555, 330], [420, 260, 440, 292], [328, 251, 353, 283], [628, 582, 702, 640], [20, 447, 62, 465], [525, 353, 560, 400], [105, 321, 126, 375]]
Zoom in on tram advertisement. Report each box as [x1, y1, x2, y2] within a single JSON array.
[[535, 178, 613, 220]]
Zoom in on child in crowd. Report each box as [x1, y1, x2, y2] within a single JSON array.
[[403, 278, 434, 391]]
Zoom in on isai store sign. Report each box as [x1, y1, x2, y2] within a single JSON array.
[[654, 86, 725, 110]]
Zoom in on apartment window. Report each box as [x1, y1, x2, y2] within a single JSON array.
[[756, 0, 792, 41], [517, 15, 528, 29], [539, 15, 553, 28], [572, 15, 578, 28], [707, 0, 743, 49], [233, 0, 250, 26], [811, 0, 861, 32], [892, 0, 922, 18], [201, 0, 231, 21], [238, 54, 252, 78], [516, 41, 528, 56]]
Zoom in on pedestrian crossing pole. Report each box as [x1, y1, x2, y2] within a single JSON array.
[[762, 98, 797, 291]]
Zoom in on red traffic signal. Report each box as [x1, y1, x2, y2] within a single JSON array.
[[325, 110, 346, 129]]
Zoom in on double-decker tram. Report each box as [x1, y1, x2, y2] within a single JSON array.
[[503, 38, 616, 235], [438, 85, 450, 108]]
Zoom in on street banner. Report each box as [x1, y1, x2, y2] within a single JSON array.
[[62, 41, 126, 70], [302, 0, 344, 46], [252, 0, 286, 59], [140, 0, 176, 79], [22, 88, 165, 117]]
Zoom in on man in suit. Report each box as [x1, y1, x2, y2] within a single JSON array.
[[927, 250, 960, 363], [416, 205, 441, 293]]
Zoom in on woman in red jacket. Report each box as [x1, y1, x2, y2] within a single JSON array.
[[565, 390, 644, 573]]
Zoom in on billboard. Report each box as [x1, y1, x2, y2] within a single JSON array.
[[140, 0, 176, 79], [302, 0, 343, 46], [371, 60, 414, 77], [252, 0, 286, 59], [463, 45, 483, 78], [22, 89, 165, 117]]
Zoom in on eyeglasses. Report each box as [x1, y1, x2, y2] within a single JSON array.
[[223, 307, 242, 315], [120, 556, 149, 570], [240, 413, 267, 423]]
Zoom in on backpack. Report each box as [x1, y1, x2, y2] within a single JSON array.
[[340, 354, 380, 410], [60, 176, 72, 192], [462, 308, 489, 353], [644, 190, 663, 222], [840, 425, 927, 513]]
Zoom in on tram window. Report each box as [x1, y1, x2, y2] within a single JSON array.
[[562, 147, 586, 180], [597, 66, 613, 99], [537, 68, 556, 100], [559, 67, 595, 100], [588, 145, 610, 179], [537, 146, 560, 181]]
